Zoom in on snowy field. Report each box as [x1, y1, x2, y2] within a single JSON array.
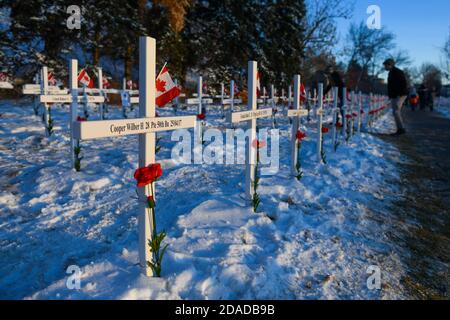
[[0, 98, 410, 299]]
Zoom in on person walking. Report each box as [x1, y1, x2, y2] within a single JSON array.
[[383, 58, 408, 135], [418, 83, 428, 111]]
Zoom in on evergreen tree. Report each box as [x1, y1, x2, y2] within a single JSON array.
[[2, 0, 72, 78], [183, 0, 265, 88], [261, 0, 307, 88]]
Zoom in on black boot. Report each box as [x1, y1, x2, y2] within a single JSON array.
[[392, 128, 406, 136]]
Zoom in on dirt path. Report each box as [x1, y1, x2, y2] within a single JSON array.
[[378, 107, 450, 299]]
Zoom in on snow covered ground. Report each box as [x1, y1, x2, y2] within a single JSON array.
[[0, 98, 411, 299], [436, 97, 450, 118]]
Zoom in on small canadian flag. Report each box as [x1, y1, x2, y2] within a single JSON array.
[[48, 72, 57, 86], [156, 64, 181, 107], [78, 69, 94, 88], [102, 77, 111, 89], [126, 79, 133, 90], [234, 84, 240, 97], [300, 82, 306, 103], [0, 72, 8, 82], [256, 72, 261, 97]]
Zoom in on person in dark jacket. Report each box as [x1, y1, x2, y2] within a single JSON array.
[[384, 58, 408, 135], [418, 83, 428, 110]]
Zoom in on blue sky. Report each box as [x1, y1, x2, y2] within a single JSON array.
[[336, 0, 449, 69]]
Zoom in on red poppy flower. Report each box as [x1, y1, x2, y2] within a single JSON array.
[[77, 116, 87, 122], [352, 112, 358, 117], [321, 127, 329, 134], [252, 139, 267, 149], [197, 113, 206, 120], [134, 163, 163, 187], [296, 130, 306, 141], [336, 122, 343, 128], [345, 114, 352, 119]]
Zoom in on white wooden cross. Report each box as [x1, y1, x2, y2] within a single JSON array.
[[222, 80, 242, 116], [286, 75, 308, 175], [41, 67, 51, 136], [186, 76, 213, 143], [24, 69, 68, 117], [120, 78, 140, 118], [316, 83, 325, 163], [223, 81, 242, 106], [71, 37, 196, 276], [97, 68, 105, 120], [331, 87, 339, 151], [349, 91, 355, 137], [228, 61, 273, 199], [269, 84, 278, 128], [196, 76, 203, 143], [368, 93, 374, 127], [356, 91, 363, 133], [22, 73, 41, 115], [342, 87, 348, 135], [309, 89, 318, 120], [257, 87, 268, 105], [287, 85, 292, 108], [39, 67, 75, 136]]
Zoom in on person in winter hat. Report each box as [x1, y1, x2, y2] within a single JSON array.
[[384, 58, 408, 135]]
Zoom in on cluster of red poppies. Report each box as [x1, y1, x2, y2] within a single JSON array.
[[76, 116, 87, 122]]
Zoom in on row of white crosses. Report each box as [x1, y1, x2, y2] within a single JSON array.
[[72, 36, 197, 276], [23, 70, 68, 118], [40, 68, 105, 106], [37, 40, 388, 276], [368, 94, 389, 126]]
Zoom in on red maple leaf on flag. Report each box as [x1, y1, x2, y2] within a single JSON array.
[[156, 78, 166, 93]]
